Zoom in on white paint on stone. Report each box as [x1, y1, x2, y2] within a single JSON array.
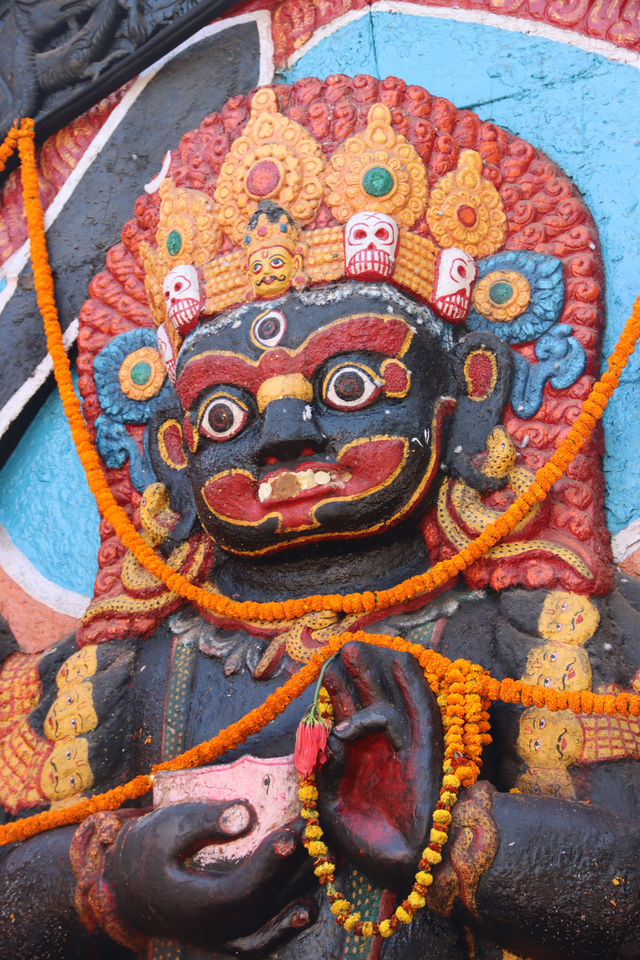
[[0, 11, 274, 434], [286, 2, 640, 71], [0, 318, 78, 438], [612, 519, 640, 563], [0, 524, 90, 617]]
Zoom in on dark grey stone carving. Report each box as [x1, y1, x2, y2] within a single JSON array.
[[0, 17, 262, 464], [0, 0, 241, 150]]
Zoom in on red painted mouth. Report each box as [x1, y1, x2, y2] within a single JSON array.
[[346, 249, 394, 281], [257, 461, 353, 506], [202, 437, 408, 532]]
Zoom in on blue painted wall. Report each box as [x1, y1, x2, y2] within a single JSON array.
[[283, 10, 640, 534], [0, 375, 99, 596]]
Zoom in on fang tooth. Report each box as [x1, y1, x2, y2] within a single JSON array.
[[258, 482, 272, 502], [315, 471, 331, 485]]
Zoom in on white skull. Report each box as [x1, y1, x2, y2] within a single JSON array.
[[157, 322, 177, 385], [344, 212, 399, 281], [431, 248, 478, 323], [163, 264, 203, 334]]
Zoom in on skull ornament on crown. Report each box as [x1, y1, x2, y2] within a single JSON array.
[[432, 248, 478, 323], [162, 264, 204, 334], [344, 211, 400, 281]]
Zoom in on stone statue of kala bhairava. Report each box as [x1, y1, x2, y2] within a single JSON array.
[[0, 76, 638, 960]]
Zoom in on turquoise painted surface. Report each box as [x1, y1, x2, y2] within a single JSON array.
[[283, 11, 640, 533], [2, 10, 640, 596], [0, 375, 99, 596]]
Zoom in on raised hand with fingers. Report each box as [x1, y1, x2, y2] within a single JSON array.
[[317, 641, 444, 891]]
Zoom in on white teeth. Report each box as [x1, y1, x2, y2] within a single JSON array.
[[257, 468, 348, 504], [298, 469, 316, 491], [169, 298, 200, 327], [258, 482, 272, 502]]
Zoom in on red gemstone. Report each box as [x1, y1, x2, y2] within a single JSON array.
[[246, 160, 281, 197], [456, 204, 477, 227]]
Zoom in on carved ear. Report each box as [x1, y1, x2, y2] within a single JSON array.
[[147, 401, 198, 551], [445, 331, 514, 493]]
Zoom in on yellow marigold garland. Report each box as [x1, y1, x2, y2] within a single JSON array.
[[299, 657, 491, 939], [6, 120, 640, 625]]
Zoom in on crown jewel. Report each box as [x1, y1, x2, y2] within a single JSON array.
[[139, 89, 506, 368]]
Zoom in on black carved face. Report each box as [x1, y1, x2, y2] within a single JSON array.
[[174, 288, 454, 556]]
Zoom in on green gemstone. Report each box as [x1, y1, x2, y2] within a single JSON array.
[[362, 166, 394, 197], [131, 361, 152, 385], [166, 229, 182, 255], [489, 280, 513, 305]]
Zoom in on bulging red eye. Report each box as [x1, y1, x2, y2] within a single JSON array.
[[375, 227, 390, 240], [323, 364, 382, 411], [200, 395, 249, 441]]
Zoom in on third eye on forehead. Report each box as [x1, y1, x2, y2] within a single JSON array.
[[183, 290, 415, 359]]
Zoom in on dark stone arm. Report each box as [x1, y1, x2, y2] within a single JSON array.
[[0, 826, 131, 960], [453, 788, 640, 960]]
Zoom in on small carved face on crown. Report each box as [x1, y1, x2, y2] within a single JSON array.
[[344, 212, 400, 281], [432, 248, 478, 322], [163, 264, 203, 335], [248, 243, 301, 299]]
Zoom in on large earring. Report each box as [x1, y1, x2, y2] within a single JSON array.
[[446, 332, 514, 494]]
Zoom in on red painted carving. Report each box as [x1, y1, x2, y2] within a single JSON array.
[[0, 88, 128, 264], [73, 74, 610, 646], [260, 0, 640, 66]]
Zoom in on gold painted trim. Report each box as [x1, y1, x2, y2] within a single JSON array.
[[463, 349, 498, 402], [157, 419, 187, 471], [257, 373, 313, 412]]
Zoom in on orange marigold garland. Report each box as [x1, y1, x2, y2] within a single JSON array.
[[0, 630, 639, 847], [12, 121, 640, 624], [0, 124, 19, 174]]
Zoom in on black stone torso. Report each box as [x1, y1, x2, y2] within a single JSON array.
[[117, 582, 640, 959]]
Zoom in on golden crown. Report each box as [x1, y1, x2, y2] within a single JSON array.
[[140, 88, 508, 355]]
